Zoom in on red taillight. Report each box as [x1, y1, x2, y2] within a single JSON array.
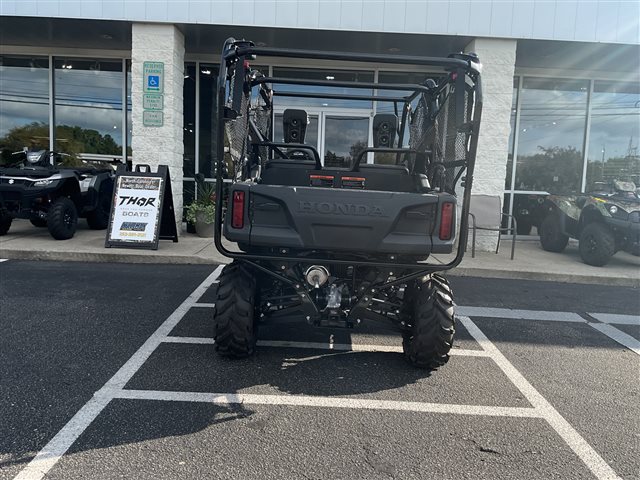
[[439, 202, 454, 240], [231, 191, 245, 229]]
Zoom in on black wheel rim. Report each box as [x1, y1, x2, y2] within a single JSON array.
[[64, 211, 73, 229]]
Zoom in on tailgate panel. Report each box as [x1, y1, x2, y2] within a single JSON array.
[[225, 184, 453, 255]]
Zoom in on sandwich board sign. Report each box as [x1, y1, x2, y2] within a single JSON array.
[[105, 164, 178, 250]]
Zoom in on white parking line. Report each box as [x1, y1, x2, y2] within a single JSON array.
[[13, 265, 225, 480], [589, 323, 640, 356], [0, 258, 8, 262], [458, 316, 622, 480], [161, 336, 490, 357], [589, 313, 640, 326], [13, 272, 628, 480], [191, 303, 594, 325], [457, 306, 585, 323], [114, 388, 540, 419]]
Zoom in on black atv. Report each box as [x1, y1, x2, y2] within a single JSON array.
[[0, 149, 115, 240], [210, 39, 482, 368], [538, 180, 640, 266]]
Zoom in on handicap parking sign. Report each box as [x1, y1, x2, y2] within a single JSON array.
[[148, 75, 160, 90], [143, 62, 164, 94]]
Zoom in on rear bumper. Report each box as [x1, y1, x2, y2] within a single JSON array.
[[224, 183, 456, 255]]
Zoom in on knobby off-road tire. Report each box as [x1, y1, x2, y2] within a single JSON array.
[[0, 214, 11, 236], [579, 223, 615, 267], [47, 197, 78, 240], [539, 214, 569, 252], [30, 217, 47, 228], [402, 274, 455, 369], [213, 262, 258, 358]]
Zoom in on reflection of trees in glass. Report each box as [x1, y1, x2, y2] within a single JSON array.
[[586, 155, 640, 190], [350, 140, 367, 164], [515, 146, 583, 194], [1, 121, 120, 165], [325, 140, 369, 168], [0, 122, 49, 163]]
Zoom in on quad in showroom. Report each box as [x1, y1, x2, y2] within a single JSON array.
[[211, 39, 482, 368]]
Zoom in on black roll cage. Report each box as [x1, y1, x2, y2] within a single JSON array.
[[214, 38, 483, 287]]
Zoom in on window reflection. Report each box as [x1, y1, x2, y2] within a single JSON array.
[[272, 67, 374, 109], [183, 63, 196, 178], [586, 81, 640, 191], [126, 60, 132, 159], [515, 78, 588, 194], [324, 116, 369, 168], [54, 58, 123, 158], [199, 63, 218, 178], [0, 56, 50, 164], [505, 77, 519, 189]]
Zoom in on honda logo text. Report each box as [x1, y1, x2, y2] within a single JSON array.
[[298, 201, 385, 217]]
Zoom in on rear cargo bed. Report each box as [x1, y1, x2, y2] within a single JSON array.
[[224, 183, 456, 255]]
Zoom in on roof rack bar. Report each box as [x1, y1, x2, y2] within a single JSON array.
[[272, 90, 407, 103], [253, 76, 435, 94], [228, 45, 470, 70]]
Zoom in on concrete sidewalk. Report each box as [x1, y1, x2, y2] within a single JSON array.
[[1, 219, 639, 286]]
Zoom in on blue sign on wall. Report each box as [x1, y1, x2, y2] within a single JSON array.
[[147, 75, 160, 90]]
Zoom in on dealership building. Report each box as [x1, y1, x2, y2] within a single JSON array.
[[1, 1, 638, 245]]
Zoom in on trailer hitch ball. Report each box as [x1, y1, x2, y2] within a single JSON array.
[[305, 265, 330, 288]]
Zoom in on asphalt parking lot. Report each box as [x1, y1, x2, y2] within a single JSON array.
[[1, 260, 639, 480]]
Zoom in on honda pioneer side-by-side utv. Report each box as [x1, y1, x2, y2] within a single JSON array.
[[211, 39, 482, 368], [0, 149, 115, 239]]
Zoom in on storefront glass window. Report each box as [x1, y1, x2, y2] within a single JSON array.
[[272, 67, 374, 109], [515, 78, 588, 194], [54, 58, 123, 158], [0, 56, 50, 164], [183, 63, 196, 178], [198, 63, 218, 178], [324, 115, 370, 168], [505, 77, 519, 190], [126, 60, 132, 159], [586, 81, 640, 190]]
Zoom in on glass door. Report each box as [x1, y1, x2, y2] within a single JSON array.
[[273, 107, 372, 168], [321, 114, 370, 168]]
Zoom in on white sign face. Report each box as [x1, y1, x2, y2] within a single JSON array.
[[109, 176, 163, 243], [143, 110, 164, 127], [143, 61, 164, 94], [143, 93, 163, 110]]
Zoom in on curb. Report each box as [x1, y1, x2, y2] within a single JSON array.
[[2, 248, 638, 287], [446, 267, 640, 288], [0, 249, 221, 265]]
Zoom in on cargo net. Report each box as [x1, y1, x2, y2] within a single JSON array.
[[251, 85, 272, 163], [409, 78, 472, 193], [224, 72, 251, 181]]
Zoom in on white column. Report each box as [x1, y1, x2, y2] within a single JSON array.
[[465, 38, 517, 251], [131, 23, 184, 234]]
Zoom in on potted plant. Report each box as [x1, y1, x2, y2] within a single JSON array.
[[185, 174, 216, 238]]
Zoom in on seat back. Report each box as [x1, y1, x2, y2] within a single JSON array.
[[469, 194, 502, 229]]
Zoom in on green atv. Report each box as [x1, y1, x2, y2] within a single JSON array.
[[538, 180, 640, 266]]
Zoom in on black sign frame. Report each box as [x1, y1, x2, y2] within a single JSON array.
[[105, 164, 178, 250]]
